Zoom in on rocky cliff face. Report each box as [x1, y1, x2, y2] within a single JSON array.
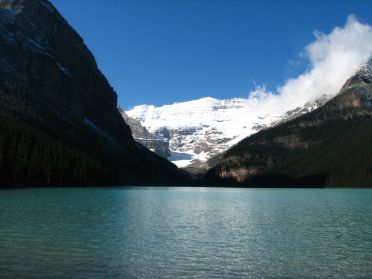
[[121, 112, 170, 158], [0, 0, 188, 187], [204, 60, 372, 187], [0, 0, 132, 145]]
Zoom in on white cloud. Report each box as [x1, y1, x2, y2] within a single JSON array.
[[127, 15, 372, 166], [246, 15, 372, 116]]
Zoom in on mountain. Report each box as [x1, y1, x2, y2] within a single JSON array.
[[126, 96, 330, 168], [121, 112, 170, 158], [204, 59, 372, 187], [0, 0, 188, 187]]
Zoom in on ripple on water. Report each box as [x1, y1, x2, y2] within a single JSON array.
[[0, 188, 371, 278]]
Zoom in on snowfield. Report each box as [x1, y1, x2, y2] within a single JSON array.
[[126, 96, 326, 167]]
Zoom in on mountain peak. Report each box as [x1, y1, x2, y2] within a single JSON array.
[[0, 0, 132, 145], [358, 58, 372, 83], [0, 0, 188, 186], [0, 0, 55, 14], [340, 58, 372, 92]]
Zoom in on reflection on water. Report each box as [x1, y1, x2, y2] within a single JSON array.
[[0, 188, 371, 278]]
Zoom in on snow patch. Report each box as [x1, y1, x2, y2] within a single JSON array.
[[40, 1, 55, 13], [358, 59, 372, 82], [17, 32, 47, 52], [56, 62, 71, 76], [169, 151, 194, 168], [84, 117, 117, 145]]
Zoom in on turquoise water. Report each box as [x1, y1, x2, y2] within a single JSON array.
[[0, 188, 371, 278]]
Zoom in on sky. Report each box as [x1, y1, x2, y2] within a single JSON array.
[[50, 0, 372, 110]]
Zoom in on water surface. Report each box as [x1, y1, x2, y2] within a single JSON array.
[[0, 188, 371, 278]]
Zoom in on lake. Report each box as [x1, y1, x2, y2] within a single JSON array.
[[0, 188, 371, 278]]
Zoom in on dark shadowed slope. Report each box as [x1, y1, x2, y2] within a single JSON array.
[[0, 0, 189, 187], [204, 60, 372, 187]]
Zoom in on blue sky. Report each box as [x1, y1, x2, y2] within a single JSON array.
[[50, 0, 372, 109]]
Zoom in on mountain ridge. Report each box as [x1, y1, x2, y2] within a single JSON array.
[[1, 0, 371, 187], [126, 95, 331, 168], [0, 0, 189, 187], [203, 59, 372, 187]]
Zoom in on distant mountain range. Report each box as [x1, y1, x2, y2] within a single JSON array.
[[0, 0, 371, 188], [126, 94, 331, 168]]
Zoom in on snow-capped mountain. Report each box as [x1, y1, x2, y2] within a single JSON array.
[[125, 60, 372, 168], [271, 94, 331, 127], [125, 95, 329, 167], [205, 59, 372, 187], [359, 59, 372, 81]]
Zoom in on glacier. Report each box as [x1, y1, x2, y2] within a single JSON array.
[[125, 61, 372, 168], [126, 96, 328, 167]]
